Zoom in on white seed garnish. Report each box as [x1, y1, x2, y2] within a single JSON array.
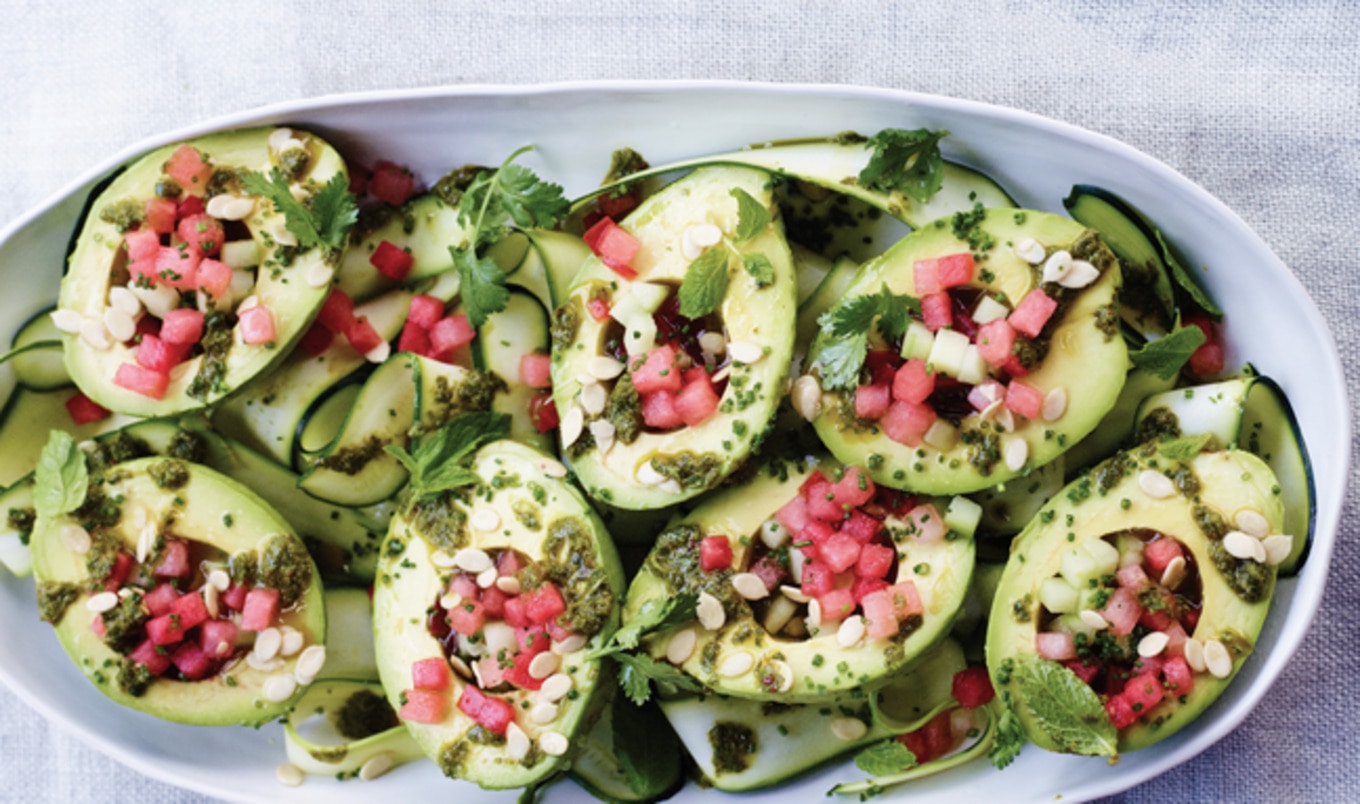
[[1160, 555, 1188, 590], [805, 598, 823, 632], [538, 731, 570, 757], [470, 508, 501, 533], [1184, 637, 1206, 672], [438, 593, 462, 611], [364, 341, 391, 364], [530, 701, 559, 724], [1137, 631, 1170, 657], [254, 627, 283, 662], [699, 331, 726, 358], [731, 573, 769, 601], [208, 569, 231, 591], [760, 519, 787, 549], [727, 341, 763, 365], [529, 651, 561, 680], [659, 479, 683, 495], [589, 419, 616, 454], [496, 575, 523, 596], [1079, 609, 1110, 630], [635, 461, 667, 486], [50, 308, 84, 333], [717, 651, 754, 677], [666, 628, 698, 664], [1042, 387, 1068, 421], [830, 717, 868, 741], [1004, 438, 1029, 472], [553, 633, 587, 655], [1203, 639, 1233, 679], [248, 652, 284, 672], [1137, 469, 1176, 499], [1222, 530, 1260, 561], [278, 626, 303, 657], [108, 286, 143, 317], [205, 193, 256, 221], [1234, 509, 1270, 538], [780, 584, 810, 604], [305, 262, 334, 289], [687, 223, 723, 248], [537, 458, 568, 478], [60, 524, 92, 555], [696, 591, 726, 631], [1058, 259, 1100, 289], [767, 659, 795, 693], [837, 615, 866, 648], [78, 317, 112, 350], [267, 127, 297, 152], [539, 673, 574, 702], [505, 723, 531, 761], [560, 404, 585, 447], [587, 355, 625, 381], [791, 375, 822, 421], [1262, 534, 1293, 566], [579, 382, 608, 415], [454, 547, 494, 573], [448, 654, 473, 681], [203, 584, 220, 619], [275, 763, 304, 787], [295, 645, 327, 681], [1041, 250, 1074, 284], [358, 751, 395, 781], [98, 309, 131, 343], [1014, 237, 1047, 265], [86, 591, 119, 614], [262, 674, 298, 703], [709, 364, 733, 384]]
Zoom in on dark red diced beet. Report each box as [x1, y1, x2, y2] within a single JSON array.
[[300, 321, 334, 356]]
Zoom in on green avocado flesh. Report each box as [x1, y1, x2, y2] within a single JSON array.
[[371, 440, 624, 790], [30, 456, 326, 726], [624, 456, 973, 702], [986, 443, 1285, 754], [809, 207, 1127, 496], [59, 126, 348, 417], [551, 166, 797, 510]]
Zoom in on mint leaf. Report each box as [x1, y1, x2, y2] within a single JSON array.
[[241, 167, 357, 251], [33, 431, 87, 523], [1156, 433, 1216, 463], [1129, 324, 1206, 380], [730, 187, 771, 242], [741, 253, 774, 287], [854, 739, 917, 776], [453, 247, 511, 329], [859, 128, 948, 203], [1010, 654, 1117, 757], [677, 247, 731, 319]]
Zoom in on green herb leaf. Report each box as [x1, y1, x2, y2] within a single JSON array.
[[989, 704, 1026, 769], [741, 253, 774, 287], [453, 247, 512, 329], [241, 168, 357, 251], [1156, 433, 1216, 463], [812, 285, 921, 390], [385, 411, 510, 502], [1156, 230, 1222, 319], [859, 128, 948, 203], [610, 698, 679, 797], [854, 739, 917, 776], [587, 593, 698, 659], [495, 163, 570, 230], [1129, 324, 1206, 380], [1009, 654, 1117, 757], [33, 431, 87, 523], [677, 247, 731, 319], [730, 187, 771, 242], [615, 652, 704, 705]]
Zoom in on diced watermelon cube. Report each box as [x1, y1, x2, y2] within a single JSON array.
[[1138, 589, 1178, 631], [429, 314, 475, 355], [200, 619, 239, 659], [1099, 586, 1143, 637], [841, 510, 884, 544], [1163, 621, 1188, 657], [502, 650, 546, 691], [176, 195, 205, 219], [128, 638, 173, 676], [447, 598, 486, 636], [529, 393, 558, 433], [240, 587, 281, 631], [407, 295, 444, 329], [447, 572, 479, 601], [165, 145, 212, 195], [1121, 671, 1164, 715], [854, 383, 891, 420], [124, 229, 163, 281], [951, 665, 996, 709], [456, 685, 514, 735], [143, 197, 178, 234], [238, 305, 276, 345], [674, 372, 720, 426], [1004, 380, 1044, 420], [65, 391, 110, 426], [976, 318, 1017, 368], [160, 308, 205, 345], [170, 591, 211, 632], [774, 494, 811, 539], [699, 535, 733, 573], [1184, 313, 1226, 377], [479, 585, 509, 618], [369, 160, 417, 207], [153, 245, 200, 290], [631, 344, 683, 395], [586, 296, 611, 321], [861, 587, 902, 640], [883, 581, 923, 620], [800, 560, 836, 598], [502, 595, 529, 629], [170, 641, 217, 681], [401, 687, 449, 725], [800, 520, 836, 553], [497, 551, 525, 577], [155, 539, 190, 579], [522, 582, 567, 626], [176, 213, 224, 258], [968, 378, 1006, 412], [1144, 537, 1184, 577], [920, 291, 952, 331], [892, 358, 936, 405], [906, 503, 947, 543], [1115, 563, 1149, 590], [220, 583, 248, 611], [396, 322, 431, 356], [195, 257, 233, 300], [102, 551, 135, 591], [412, 657, 451, 691], [829, 466, 876, 509], [143, 583, 180, 617], [1008, 288, 1058, 338], [345, 316, 384, 355], [850, 575, 889, 604], [1036, 631, 1077, 661], [518, 352, 553, 389], [819, 532, 863, 574], [1064, 658, 1102, 684], [805, 478, 845, 523], [1162, 655, 1195, 695], [747, 553, 788, 592], [935, 253, 976, 288], [583, 217, 641, 278], [317, 287, 356, 333], [818, 587, 856, 623], [880, 399, 936, 447], [913, 257, 945, 295], [370, 240, 415, 281], [854, 542, 895, 579], [146, 613, 186, 646], [1105, 694, 1138, 730], [640, 389, 684, 430]]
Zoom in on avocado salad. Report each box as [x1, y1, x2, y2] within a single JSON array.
[[0, 123, 1316, 800]]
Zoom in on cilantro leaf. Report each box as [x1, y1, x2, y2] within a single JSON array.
[[33, 431, 87, 523], [385, 410, 510, 502], [241, 168, 357, 251], [615, 653, 704, 705], [858, 128, 948, 203], [811, 332, 871, 391], [677, 247, 731, 319], [730, 187, 771, 242], [1009, 654, 1117, 757], [453, 247, 512, 329], [812, 285, 921, 390], [496, 163, 570, 230], [741, 253, 774, 287], [854, 739, 917, 776], [586, 593, 701, 705], [1129, 324, 1206, 380]]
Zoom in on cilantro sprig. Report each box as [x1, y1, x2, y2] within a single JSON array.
[[858, 128, 949, 203], [384, 411, 510, 502], [811, 285, 922, 390], [585, 592, 703, 705], [240, 168, 358, 252], [676, 187, 775, 319], [452, 146, 570, 327]]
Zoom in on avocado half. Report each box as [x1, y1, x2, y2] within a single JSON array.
[[59, 126, 348, 417], [372, 439, 625, 790], [624, 455, 975, 702], [30, 455, 326, 726], [986, 442, 1286, 754], [808, 208, 1127, 495], [550, 166, 797, 510]]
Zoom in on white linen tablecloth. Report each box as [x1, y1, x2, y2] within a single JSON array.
[[1, 2, 1356, 801]]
